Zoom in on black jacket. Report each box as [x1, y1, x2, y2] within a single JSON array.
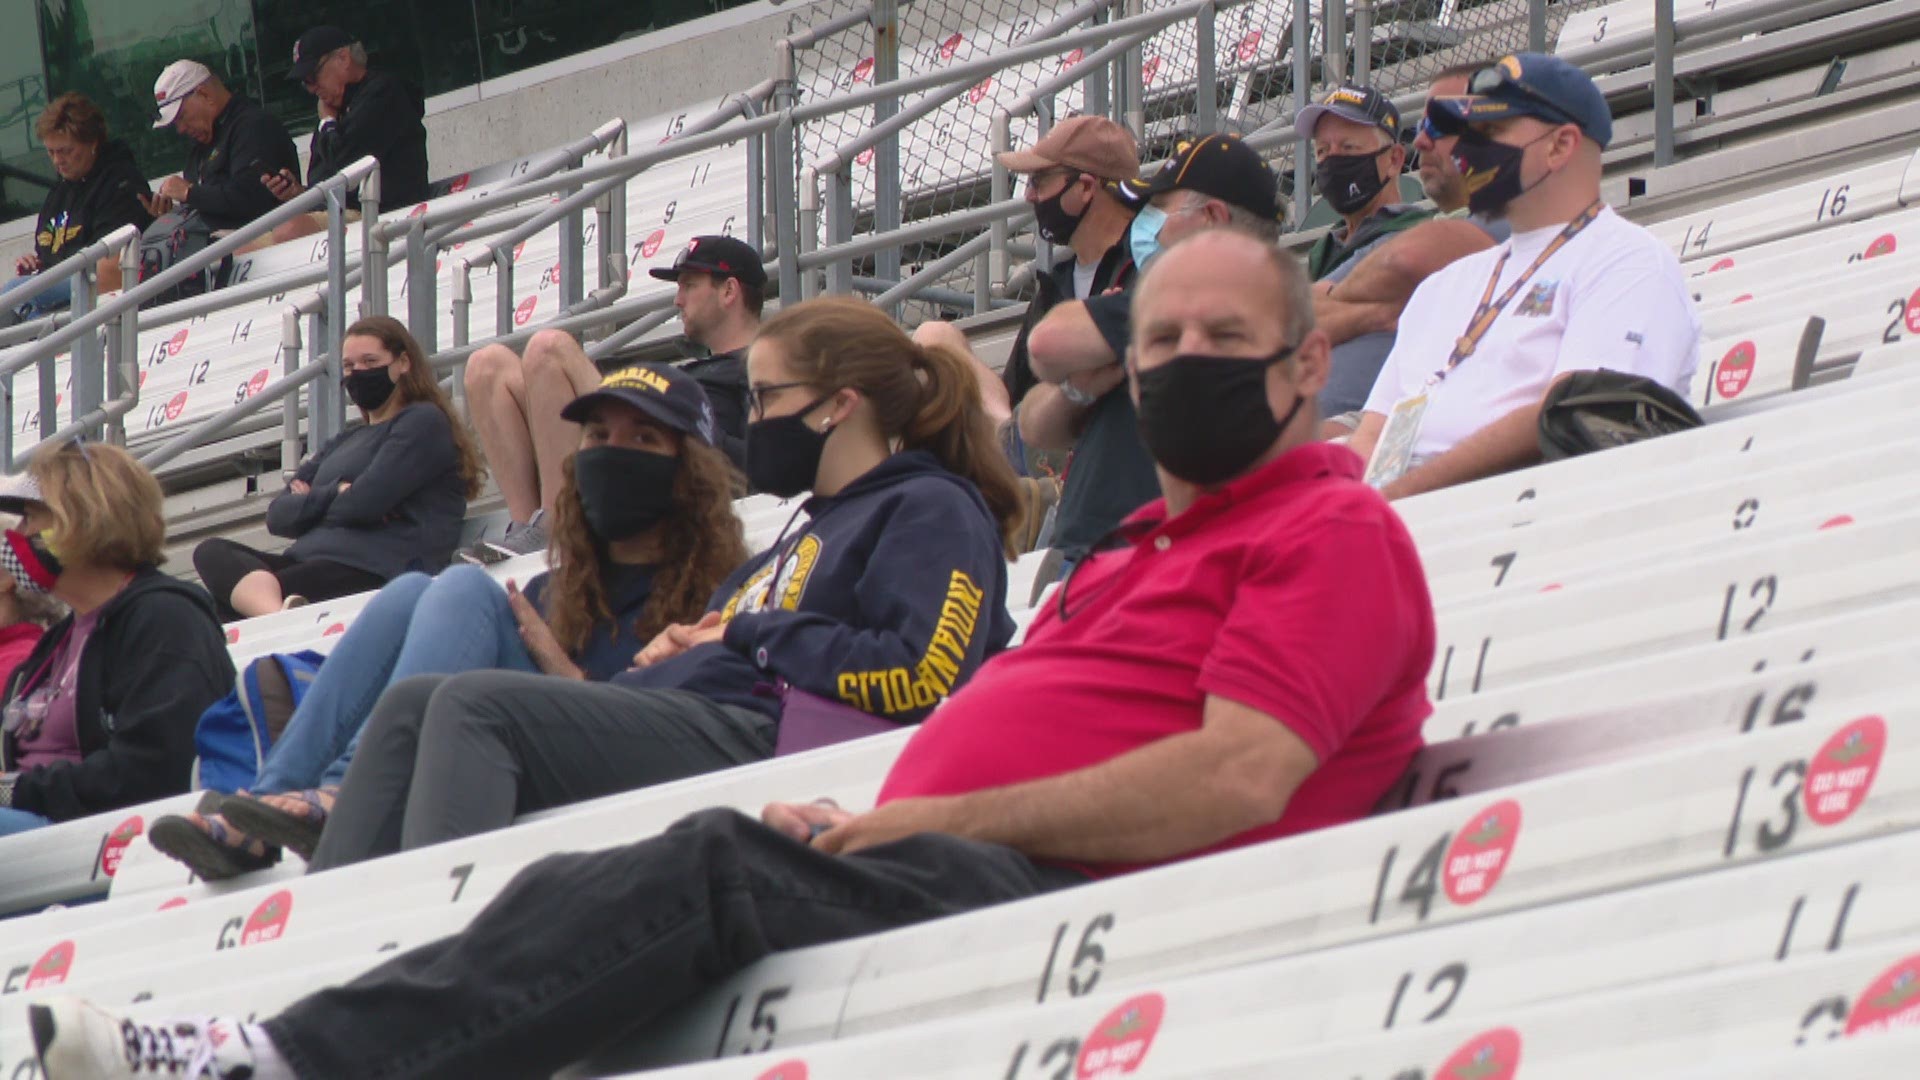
[[3, 570, 234, 822], [34, 140, 153, 267], [681, 348, 748, 471], [184, 95, 301, 231], [267, 402, 468, 580], [1000, 238, 1135, 408], [308, 71, 429, 208]]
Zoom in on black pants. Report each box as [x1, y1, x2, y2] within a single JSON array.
[[192, 537, 386, 621], [267, 808, 1085, 1079], [307, 672, 777, 872]]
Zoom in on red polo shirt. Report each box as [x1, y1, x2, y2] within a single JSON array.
[[877, 442, 1435, 876]]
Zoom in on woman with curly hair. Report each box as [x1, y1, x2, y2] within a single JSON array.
[[192, 315, 487, 620], [301, 295, 1022, 872], [148, 363, 744, 879]]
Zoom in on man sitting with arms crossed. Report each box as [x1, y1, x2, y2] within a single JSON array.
[[33, 229, 1436, 1080], [1347, 53, 1700, 499]]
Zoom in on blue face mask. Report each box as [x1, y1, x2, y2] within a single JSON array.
[[1129, 204, 1168, 270]]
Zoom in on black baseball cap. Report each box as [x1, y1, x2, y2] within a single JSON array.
[[1293, 84, 1402, 143], [648, 235, 768, 288], [1113, 133, 1283, 221], [1426, 53, 1614, 148], [288, 26, 355, 82], [560, 363, 718, 447]]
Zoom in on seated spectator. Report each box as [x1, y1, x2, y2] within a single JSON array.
[[193, 316, 483, 619], [459, 235, 760, 560], [144, 61, 301, 232], [2, 93, 151, 326], [149, 364, 746, 880], [302, 296, 1022, 872], [253, 27, 428, 247], [1313, 68, 1509, 436], [1295, 84, 1436, 415], [914, 115, 1140, 466], [0, 443, 233, 835], [1020, 132, 1283, 566], [0, 548, 64, 685], [27, 229, 1436, 1080], [1348, 53, 1702, 499]]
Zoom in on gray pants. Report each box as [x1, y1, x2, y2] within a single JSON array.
[[307, 671, 777, 873]]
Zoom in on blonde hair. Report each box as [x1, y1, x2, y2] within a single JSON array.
[[28, 441, 166, 570]]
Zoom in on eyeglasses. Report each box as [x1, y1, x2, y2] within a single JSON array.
[[1466, 66, 1580, 129], [748, 381, 815, 420], [1415, 114, 1443, 143], [1026, 167, 1080, 196]]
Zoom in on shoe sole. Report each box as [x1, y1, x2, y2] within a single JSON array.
[[219, 797, 326, 863], [147, 817, 278, 882], [28, 1003, 55, 1069]]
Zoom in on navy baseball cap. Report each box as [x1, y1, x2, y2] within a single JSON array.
[[560, 363, 718, 447], [1293, 84, 1402, 143], [1113, 133, 1283, 222], [288, 26, 355, 82], [648, 235, 768, 288], [1426, 53, 1614, 148]]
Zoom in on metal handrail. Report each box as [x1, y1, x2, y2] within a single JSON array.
[[0, 224, 140, 313]]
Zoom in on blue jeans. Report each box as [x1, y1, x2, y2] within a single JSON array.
[[0, 807, 52, 835], [252, 565, 538, 793], [1, 272, 72, 323]]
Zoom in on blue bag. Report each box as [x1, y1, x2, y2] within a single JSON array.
[[191, 650, 324, 793]]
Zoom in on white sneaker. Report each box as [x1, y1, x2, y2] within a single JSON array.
[[31, 999, 283, 1079]]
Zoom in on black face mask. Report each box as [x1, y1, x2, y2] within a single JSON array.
[[1451, 129, 1552, 218], [571, 446, 680, 542], [745, 393, 836, 498], [1313, 147, 1391, 216], [343, 366, 397, 412], [1134, 348, 1304, 486], [1031, 180, 1089, 245]]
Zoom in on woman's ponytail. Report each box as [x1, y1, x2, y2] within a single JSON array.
[[903, 341, 1024, 556]]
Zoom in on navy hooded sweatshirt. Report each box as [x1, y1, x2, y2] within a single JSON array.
[[612, 450, 1013, 724]]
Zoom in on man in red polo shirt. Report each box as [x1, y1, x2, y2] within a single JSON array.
[[34, 230, 1436, 1080]]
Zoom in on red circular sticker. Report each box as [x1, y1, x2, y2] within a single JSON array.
[[408, 202, 429, 219], [856, 148, 875, 168], [1715, 341, 1756, 400], [756, 1062, 808, 1080], [138, 370, 148, 389], [1845, 953, 1920, 1035], [1820, 514, 1855, 530], [1443, 799, 1522, 906], [26, 941, 74, 989], [448, 174, 471, 194], [1732, 293, 1753, 304], [322, 622, 346, 636], [164, 391, 188, 421], [167, 329, 190, 356], [248, 370, 269, 396], [1904, 289, 1920, 335], [513, 240, 527, 263], [514, 296, 539, 326], [1435, 1027, 1521, 1080], [242, 889, 294, 946], [101, 815, 144, 878], [1804, 716, 1886, 827], [1864, 234, 1897, 259], [1077, 993, 1165, 1078], [1708, 257, 1735, 272], [969, 77, 993, 105], [1142, 56, 1162, 87], [641, 229, 666, 260], [1236, 30, 1263, 62], [1062, 48, 1085, 67], [851, 57, 874, 84], [225, 627, 240, 644], [940, 33, 964, 60], [158, 896, 187, 911]]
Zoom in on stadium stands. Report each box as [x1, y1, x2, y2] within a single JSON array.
[[0, 0, 1918, 1074]]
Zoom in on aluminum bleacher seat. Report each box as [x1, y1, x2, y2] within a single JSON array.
[[1645, 146, 1920, 262]]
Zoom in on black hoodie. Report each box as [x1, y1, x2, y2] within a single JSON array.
[[307, 71, 429, 208], [614, 450, 1015, 725], [33, 139, 153, 267], [183, 94, 301, 231], [2, 569, 234, 822]]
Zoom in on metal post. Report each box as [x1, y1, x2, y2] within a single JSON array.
[[1196, 3, 1218, 134], [989, 110, 1013, 295], [320, 186, 349, 444], [1653, 0, 1678, 168], [745, 121, 766, 254], [1119, 0, 1145, 137], [1528, 0, 1548, 52], [560, 174, 586, 310], [1354, 0, 1372, 84], [871, 0, 903, 294], [1324, 0, 1347, 84], [305, 308, 325, 450], [1086, 4, 1112, 116], [359, 168, 386, 316], [798, 165, 822, 300], [107, 244, 140, 446], [451, 264, 473, 414], [773, 112, 801, 304], [67, 269, 99, 434], [1291, 0, 1314, 230], [496, 258, 516, 338], [824, 170, 855, 295], [608, 124, 629, 284], [279, 309, 303, 472], [406, 220, 438, 353]]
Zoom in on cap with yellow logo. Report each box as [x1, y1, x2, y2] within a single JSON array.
[[560, 362, 718, 447]]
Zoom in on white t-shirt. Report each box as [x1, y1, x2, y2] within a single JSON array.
[[1363, 205, 1701, 459], [1071, 260, 1100, 300]]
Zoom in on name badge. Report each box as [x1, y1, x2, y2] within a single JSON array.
[[1364, 393, 1428, 489]]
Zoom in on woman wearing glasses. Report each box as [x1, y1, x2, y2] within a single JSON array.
[[192, 316, 484, 620], [304, 296, 1022, 871], [0, 442, 233, 834]]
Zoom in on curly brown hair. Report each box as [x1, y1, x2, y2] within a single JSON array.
[[35, 93, 107, 148], [544, 439, 746, 656], [343, 316, 487, 498]]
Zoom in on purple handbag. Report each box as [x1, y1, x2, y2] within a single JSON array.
[[761, 682, 901, 756]]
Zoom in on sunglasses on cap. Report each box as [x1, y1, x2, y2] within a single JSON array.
[[1466, 65, 1582, 129]]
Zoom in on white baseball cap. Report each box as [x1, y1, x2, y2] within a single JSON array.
[[152, 60, 213, 129], [0, 472, 43, 514]]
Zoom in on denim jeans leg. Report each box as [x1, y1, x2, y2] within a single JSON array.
[[266, 808, 1086, 1080], [252, 574, 435, 793]]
